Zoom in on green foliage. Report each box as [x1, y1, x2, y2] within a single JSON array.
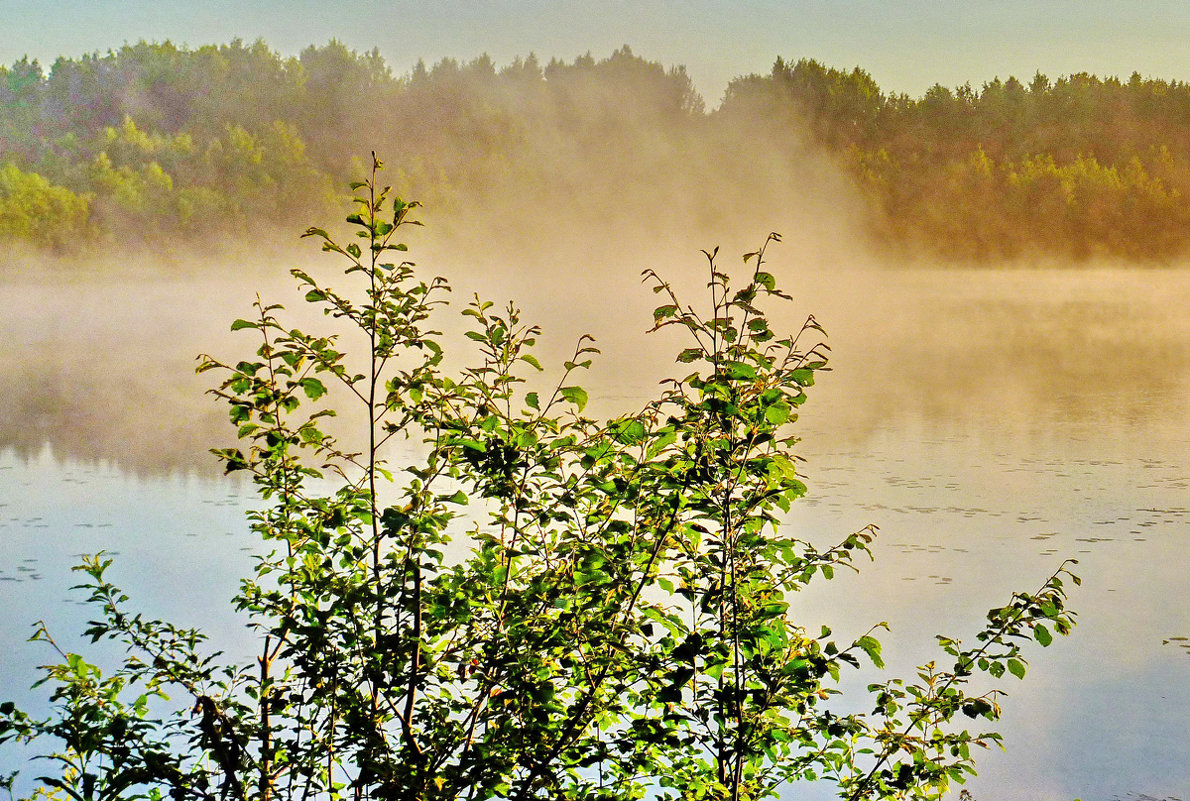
[[5, 39, 1190, 258], [0, 40, 706, 251], [728, 59, 1190, 260], [0, 162, 1077, 801], [0, 162, 91, 249]]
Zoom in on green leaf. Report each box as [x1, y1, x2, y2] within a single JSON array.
[[611, 418, 647, 444], [724, 360, 757, 380], [526, 392, 539, 410], [856, 634, 884, 668], [1034, 624, 1053, 647], [300, 378, 327, 401], [560, 386, 588, 412], [646, 428, 677, 458], [771, 454, 798, 480], [676, 348, 702, 364], [1007, 658, 1026, 679], [230, 318, 256, 331]]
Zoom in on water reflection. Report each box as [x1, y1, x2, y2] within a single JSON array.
[[0, 276, 258, 474], [0, 445, 258, 761]]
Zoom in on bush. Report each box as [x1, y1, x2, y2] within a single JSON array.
[[0, 162, 92, 249], [0, 156, 1077, 801]]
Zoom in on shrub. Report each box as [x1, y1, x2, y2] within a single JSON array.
[[0, 156, 1077, 801], [0, 162, 91, 249]]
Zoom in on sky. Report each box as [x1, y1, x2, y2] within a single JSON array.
[[2, 0, 1190, 104]]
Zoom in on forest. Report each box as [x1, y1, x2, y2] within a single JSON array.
[[3, 38, 1190, 260]]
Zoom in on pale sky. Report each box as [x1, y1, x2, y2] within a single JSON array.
[[2, 0, 1189, 103]]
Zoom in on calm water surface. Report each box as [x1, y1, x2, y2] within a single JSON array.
[[2, 263, 1188, 801]]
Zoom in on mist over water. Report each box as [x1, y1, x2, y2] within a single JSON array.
[[4, 243, 1188, 471]]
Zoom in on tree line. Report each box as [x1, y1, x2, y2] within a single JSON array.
[[3, 39, 1190, 260]]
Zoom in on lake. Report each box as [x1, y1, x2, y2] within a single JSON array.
[[2, 255, 1188, 801]]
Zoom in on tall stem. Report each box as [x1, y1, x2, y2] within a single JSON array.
[[258, 635, 273, 801]]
